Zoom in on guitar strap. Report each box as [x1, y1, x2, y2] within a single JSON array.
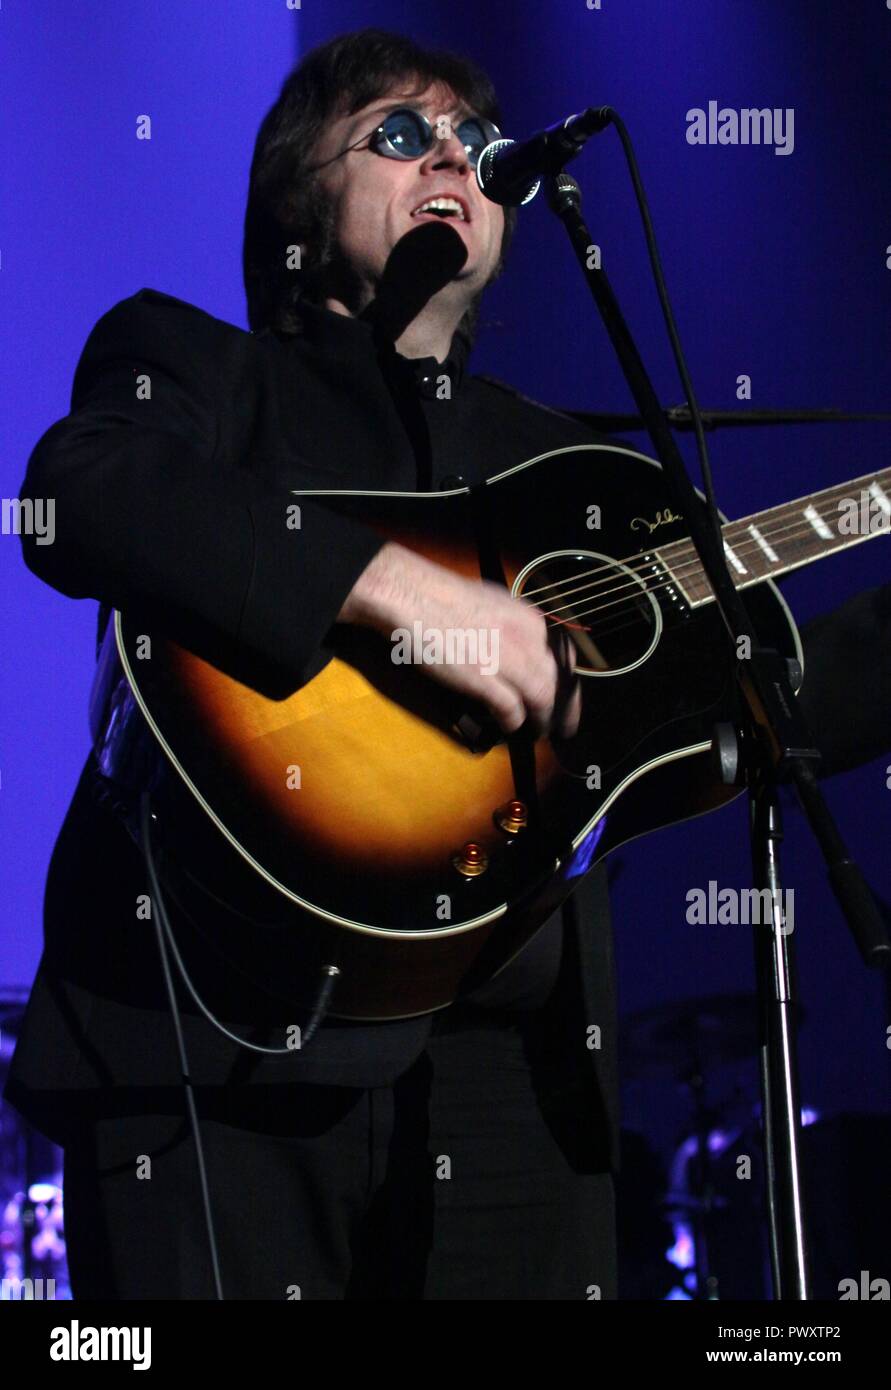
[[468, 481, 542, 827]]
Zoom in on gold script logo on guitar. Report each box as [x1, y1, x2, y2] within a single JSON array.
[[630, 507, 683, 535]]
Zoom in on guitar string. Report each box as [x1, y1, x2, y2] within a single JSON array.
[[535, 525, 838, 635], [521, 497, 886, 636], [532, 510, 859, 632], [534, 513, 829, 616], [522, 464, 891, 600], [514, 464, 891, 606], [517, 492, 885, 626], [521, 507, 841, 611], [518, 480, 887, 607]]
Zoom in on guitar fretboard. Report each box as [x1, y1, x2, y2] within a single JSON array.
[[656, 467, 891, 606]]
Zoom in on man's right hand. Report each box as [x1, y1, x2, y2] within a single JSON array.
[[337, 542, 581, 739]]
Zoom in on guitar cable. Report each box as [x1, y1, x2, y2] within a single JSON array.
[[137, 789, 340, 1300]]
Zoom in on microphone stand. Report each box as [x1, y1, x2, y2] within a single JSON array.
[[545, 172, 891, 1300]]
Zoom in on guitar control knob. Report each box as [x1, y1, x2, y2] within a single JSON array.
[[452, 842, 489, 877], [494, 800, 528, 834]]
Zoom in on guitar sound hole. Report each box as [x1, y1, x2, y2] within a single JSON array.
[[513, 550, 662, 676]]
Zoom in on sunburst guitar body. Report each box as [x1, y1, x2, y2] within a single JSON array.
[[91, 443, 891, 1018]]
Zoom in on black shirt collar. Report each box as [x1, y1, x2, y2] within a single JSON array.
[[286, 299, 470, 395]]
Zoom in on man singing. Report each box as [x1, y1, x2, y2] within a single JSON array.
[[6, 28, 890, 1300]]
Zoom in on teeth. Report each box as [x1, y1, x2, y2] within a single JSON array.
[[411, 198, 466, 220]]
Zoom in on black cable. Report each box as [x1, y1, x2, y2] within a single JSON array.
[[597, 107, 793, 1296], [146, 851, 340, 1054], [138, 792, 342, 1301], [139, 791, 225, 1301], [599, 109, 726, 554]]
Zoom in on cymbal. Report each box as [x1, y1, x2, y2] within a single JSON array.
[[620, 993, 803, 1082]]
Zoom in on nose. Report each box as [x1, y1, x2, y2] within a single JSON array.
[[420, 123, 471, 177]]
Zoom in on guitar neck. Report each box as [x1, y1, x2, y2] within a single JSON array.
[[656, 465, 891, 607]]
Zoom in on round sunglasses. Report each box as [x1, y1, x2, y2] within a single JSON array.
[[309, 106, 502, 173]]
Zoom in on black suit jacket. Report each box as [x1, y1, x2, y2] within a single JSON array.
[[5, 291, 625, 1169], [6, 289, 890, 1174]]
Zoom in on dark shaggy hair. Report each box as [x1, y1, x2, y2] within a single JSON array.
[[242, 28, 518, 342]]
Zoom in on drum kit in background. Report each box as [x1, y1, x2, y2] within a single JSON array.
[[616, 992, 891, 1300], [1, 982, 887, 1301], [0, 988, 70, 1300]]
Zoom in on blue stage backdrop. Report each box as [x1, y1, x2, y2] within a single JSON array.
[[3, 2, 889, 1160]]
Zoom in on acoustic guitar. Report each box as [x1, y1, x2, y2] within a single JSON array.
[[90, 443, 890, 1019]]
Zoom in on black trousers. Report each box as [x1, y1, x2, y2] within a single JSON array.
[[63, 1013, 616, 1300]]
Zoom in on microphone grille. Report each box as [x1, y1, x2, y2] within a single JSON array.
[[476, 138, 515, 199]]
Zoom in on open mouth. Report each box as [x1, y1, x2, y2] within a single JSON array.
[[410, 196, 469, 223]]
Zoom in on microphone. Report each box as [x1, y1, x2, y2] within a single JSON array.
[[476, 107, 612, 207], [360, 220, 468, 344]]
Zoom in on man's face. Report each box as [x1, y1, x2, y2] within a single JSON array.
[[311, 82, 506, 310]]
